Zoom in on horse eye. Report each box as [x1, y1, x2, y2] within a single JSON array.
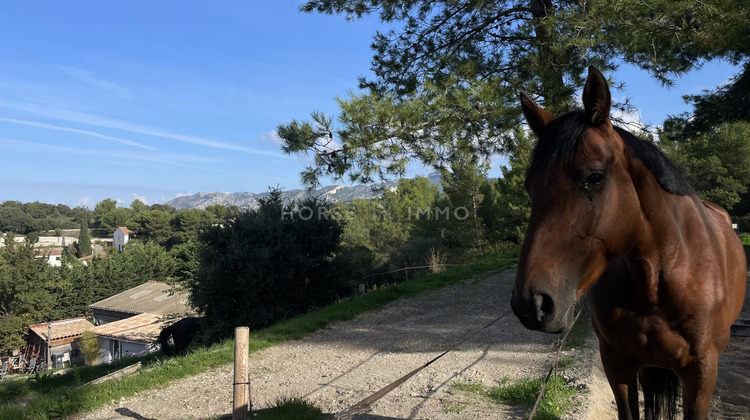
[[585, 172, 605, 188]]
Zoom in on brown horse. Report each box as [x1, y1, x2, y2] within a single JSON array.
[[511, 67, 747, 420]]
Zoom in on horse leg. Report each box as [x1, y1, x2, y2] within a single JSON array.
[[600, 341, 640, 420], [175, 333, 192, 356], [676, 352, 718, 420]]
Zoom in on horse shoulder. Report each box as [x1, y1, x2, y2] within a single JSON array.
[[698, 199, 747, 337], [700, 199, 732, 226]]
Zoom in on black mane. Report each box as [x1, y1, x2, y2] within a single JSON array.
[[527, 110, 695, 196]]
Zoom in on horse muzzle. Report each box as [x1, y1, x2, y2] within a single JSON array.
[[511, 287, 574, 334]]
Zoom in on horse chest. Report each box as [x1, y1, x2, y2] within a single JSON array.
[[590, 300, 693, 367]]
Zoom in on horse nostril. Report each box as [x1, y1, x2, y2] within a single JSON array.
[[534, 293, 555, 323]]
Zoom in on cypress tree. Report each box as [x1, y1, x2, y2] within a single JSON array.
[[77, 220, 92, 258]]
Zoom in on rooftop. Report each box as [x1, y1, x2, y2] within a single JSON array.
[[94, 313, 166, 343], [116, 227, 132, 235], [29, 317, 95, 343], [88, 281, 194, 317], [35, 248, 63, 257]]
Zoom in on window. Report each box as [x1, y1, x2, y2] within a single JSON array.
[[109, 340, 121, 361]]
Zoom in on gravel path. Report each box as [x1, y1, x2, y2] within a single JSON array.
[[78, 270, 594, 420], [76, 269, 749, 420]]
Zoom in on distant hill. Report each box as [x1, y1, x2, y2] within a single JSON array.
[[165, 173, 441, 210]]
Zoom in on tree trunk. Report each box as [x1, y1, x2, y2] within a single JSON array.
[[530, 0, 568, 114]]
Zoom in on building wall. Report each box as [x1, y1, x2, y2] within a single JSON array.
[[26, 335, 86, 368], [113, 229, 129, 252], [92, 309, 136, 326], [50, 343, 82, 368], [47, 254, 62, 267], [98, 337, 156, 364]]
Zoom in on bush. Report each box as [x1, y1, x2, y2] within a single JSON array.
[[737, 216, 750, 233], [190, 189, 352, 341], [77, 330, 100, 366], [739, 232, 750, 247]]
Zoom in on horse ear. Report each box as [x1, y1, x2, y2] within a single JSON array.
[[520, 93, 556, 136], [582, 66, 611, 126]]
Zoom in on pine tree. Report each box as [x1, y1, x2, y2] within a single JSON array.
[[439, 153, 490, 260], [280, 0, 748, 189]]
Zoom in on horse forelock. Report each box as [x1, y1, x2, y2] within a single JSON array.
[[526, 110, 588, 184], [526, 110, 695, 197]]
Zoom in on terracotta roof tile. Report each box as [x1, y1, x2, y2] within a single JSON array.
[[93, 313, 166, 343], [29, 317, 95, 341]]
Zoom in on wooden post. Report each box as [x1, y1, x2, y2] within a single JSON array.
[[233, 327, 250, 420], [47, 324, 52, 368]]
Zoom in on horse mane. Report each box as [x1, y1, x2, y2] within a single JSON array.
[[527, 110, 695, 196], [614, 126, 695, 196]]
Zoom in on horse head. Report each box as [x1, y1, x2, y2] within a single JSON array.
[[511, 67, 646, 333]]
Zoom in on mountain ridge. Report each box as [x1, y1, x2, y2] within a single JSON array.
[[165, 173, 441, 210]]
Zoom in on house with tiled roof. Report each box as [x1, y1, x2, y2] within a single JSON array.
[[88, 281, 194, 325], [78, 251, 108, 266], [35, 248, 63, 267], [87, 281, 197, 363], [27, 317, 95, 368], [113, 227, 131, 252], [93, 313, 167, 363]]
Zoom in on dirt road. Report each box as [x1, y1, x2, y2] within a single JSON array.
[[78, 270, 590, 420], [78, 269, 749, 420]]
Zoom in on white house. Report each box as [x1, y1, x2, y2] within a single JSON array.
[[113, 227, 131, 252], [35, 248, 63, 267]]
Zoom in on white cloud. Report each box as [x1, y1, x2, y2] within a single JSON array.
[[259, 130, 284, 147], [0, 99, 293, 158], [57, 65, 134, 100], [0, 117, 156, 150], [132, 194, 149, 205], [75, 196, 94, 208]]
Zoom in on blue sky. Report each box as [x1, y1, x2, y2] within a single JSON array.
[[0, 2, 739, 208]]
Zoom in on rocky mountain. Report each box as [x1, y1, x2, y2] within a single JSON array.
[[165, 174, 441, 210]]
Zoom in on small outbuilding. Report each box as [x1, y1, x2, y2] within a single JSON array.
[[88, 281, 194, 326], [27, 317, 96, 368], [93, 313, 166, 363]]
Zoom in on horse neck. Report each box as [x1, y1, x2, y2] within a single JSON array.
[[623, 156, 707, 298]]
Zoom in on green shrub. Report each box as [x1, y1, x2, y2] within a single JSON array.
[[191, 190, 352, 341], [77, 330, 100, 366], [739, 232, 750, 247]]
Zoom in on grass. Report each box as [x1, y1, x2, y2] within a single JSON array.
[[0, 249, 518, 420], [452, 375, 577, 420], [562, 309, 593, 350], [252, 397, 323, 420], [442, 401, 465, 413]]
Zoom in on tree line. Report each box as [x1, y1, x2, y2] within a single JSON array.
[[0, 199, 240, 351], [0, 158, 530, 348]]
